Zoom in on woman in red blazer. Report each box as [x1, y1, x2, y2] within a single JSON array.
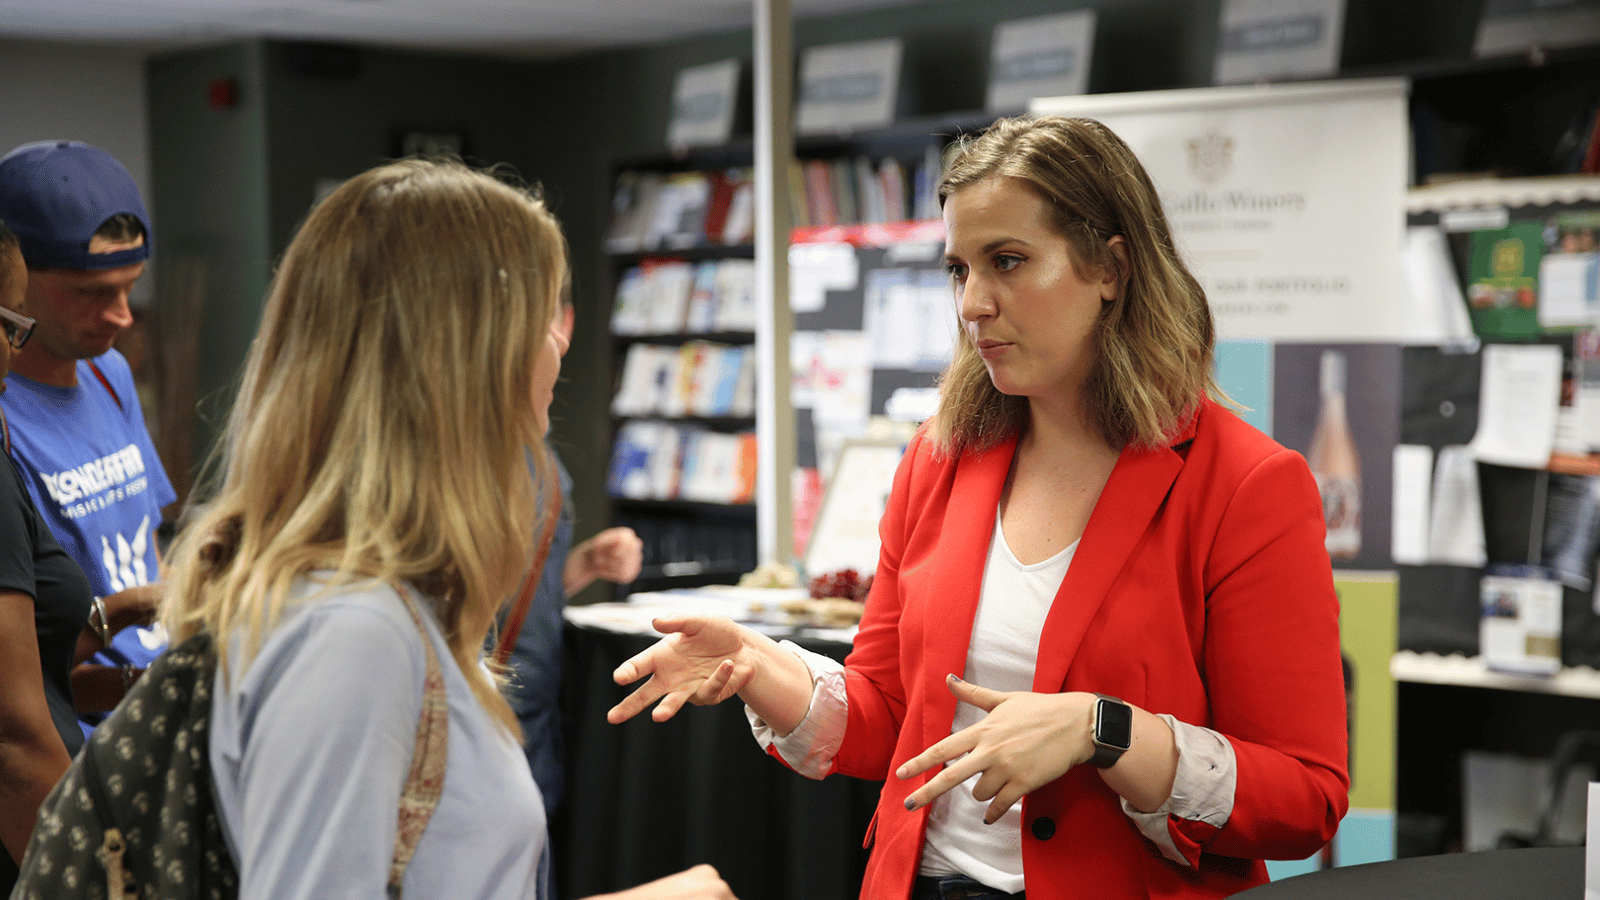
[[609, 116, 1349, 900]]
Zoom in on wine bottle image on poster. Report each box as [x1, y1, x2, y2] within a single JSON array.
[[1272, 343, 1401, 571], [1309, 350, 1362, 558]]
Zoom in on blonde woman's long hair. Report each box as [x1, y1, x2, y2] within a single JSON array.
[[932, 115, 1219, 457], [161, 158, 566, 733]]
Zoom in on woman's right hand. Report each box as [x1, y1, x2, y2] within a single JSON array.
[[594, 863, 737, 900], [606, 614, 755, 724]]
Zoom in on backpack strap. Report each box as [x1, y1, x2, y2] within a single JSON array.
[[86, 359, 124, 412], [388, 585, 449, 899]]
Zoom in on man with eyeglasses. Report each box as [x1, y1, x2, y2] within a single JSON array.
[[0, 141, 176, 717]]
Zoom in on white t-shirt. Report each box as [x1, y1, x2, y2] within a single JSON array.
[[209, 576, 548, 900], [916, 515, 1075, 891]]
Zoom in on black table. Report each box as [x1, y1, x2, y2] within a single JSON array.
[[554, 623, 879, 900], [1237, 847, 1584, 899]]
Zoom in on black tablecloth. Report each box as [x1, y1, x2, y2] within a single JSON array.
[[1236, 847, 1584, 899], [554, 623, 879, 900]]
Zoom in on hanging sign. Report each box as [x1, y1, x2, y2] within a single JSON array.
[[795, 38, 902, 135], [986, 10, 1096, 113], [667, 58, 740, 150], [1213, 0, 1346, 85]]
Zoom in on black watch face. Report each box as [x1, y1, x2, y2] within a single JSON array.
[[1097, 698, 1133, 749]]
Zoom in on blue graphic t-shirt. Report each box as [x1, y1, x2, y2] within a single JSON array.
[[2, 349, 176, 669]]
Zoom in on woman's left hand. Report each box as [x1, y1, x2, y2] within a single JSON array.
[[896, 675, 1095, 824]]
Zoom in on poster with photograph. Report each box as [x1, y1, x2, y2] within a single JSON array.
[[1273, 342, 1401, 570]]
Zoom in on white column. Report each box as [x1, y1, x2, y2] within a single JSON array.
[[753, 0, 796, 565]]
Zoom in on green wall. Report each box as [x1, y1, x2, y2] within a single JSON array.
[[147, 41, 271, 490]]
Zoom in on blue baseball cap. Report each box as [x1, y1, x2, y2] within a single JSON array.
[[0, 140, 152, 271]]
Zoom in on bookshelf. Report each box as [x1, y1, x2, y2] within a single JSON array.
[[600, 112, 993, 596], [602, 153, 760, 594]]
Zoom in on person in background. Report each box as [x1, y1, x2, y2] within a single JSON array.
[[510, 298, 645, 817], [608, 116, 1348, 899], [158, 158, 732, 900], [0, 221, 153, 896], [0, 141, 174, 710]]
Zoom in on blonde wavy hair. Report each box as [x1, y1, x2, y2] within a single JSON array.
[[161, 158, 566, 733], [931, 115, 1220, 456]]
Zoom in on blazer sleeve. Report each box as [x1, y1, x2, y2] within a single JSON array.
[[1188, 445, 1350, 860]]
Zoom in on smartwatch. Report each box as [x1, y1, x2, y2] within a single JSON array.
[[1089, 694, 1133, 769]]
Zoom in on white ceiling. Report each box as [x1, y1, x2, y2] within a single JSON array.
[[0, 0, 928, 57]]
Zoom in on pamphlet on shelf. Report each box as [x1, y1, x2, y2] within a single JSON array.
[[986, 9, 1095, 112], [684, 261, 721, 333], [1479, 564, 1563, 677], [644, 260, 694, 334], [711, 259, 757, 331], [721, 173, 755, 245]]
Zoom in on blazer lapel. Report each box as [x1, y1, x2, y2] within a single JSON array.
[[1031, 416, 1196, 693], [921, 434, 1015, 747]]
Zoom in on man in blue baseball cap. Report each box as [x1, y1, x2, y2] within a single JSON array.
[[0, 141, 175, 717]]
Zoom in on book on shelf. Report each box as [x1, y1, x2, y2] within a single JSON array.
[[604, 170, 664, 253], [685, 261, 721, 333], [722, 170, 755, 244], [611, 258, 695, 335], [787, 160, 810, 229], [611, 343, 680, 417], [609, 421, 756, 504], [712, 258, 758, 331], [607, 167, 760, 253], [612, 340, 755, 418]]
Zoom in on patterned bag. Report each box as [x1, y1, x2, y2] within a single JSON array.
[[12, 592, 447, 900]]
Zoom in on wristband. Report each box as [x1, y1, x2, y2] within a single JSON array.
[[89, 596, 112, 649]]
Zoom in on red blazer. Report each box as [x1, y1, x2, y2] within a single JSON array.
[[827, 399, 1349, 899]]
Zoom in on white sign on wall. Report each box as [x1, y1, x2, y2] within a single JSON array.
[[667, 58, 740, 150], [986, 10, 1096, 113], [1214, 0, 1346, 85], [1032, 78, 1408, 342], [795, 38, 902, 135]]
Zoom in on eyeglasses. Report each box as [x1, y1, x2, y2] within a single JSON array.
[[0, 306, 34, 350]]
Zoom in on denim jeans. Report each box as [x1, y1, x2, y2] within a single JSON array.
[[911, 874, 1026, 900]]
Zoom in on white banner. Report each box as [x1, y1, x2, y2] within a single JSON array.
[[1032, 79, 1408, 342]]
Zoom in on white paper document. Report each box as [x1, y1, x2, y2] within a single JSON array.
[[1403, 226, 1477, 346], [1469, 343, 1564, 469], [1391, 444, 1433, 565], [789, 242, 859, 314], [1429, 445, 1488, 567], [1539, 252, 1600, 328]]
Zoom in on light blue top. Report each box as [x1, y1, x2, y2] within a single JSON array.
[[209, 576, 548, 900]]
